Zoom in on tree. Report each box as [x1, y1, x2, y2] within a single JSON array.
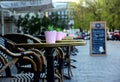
[[69, 0, 120, 31], [68, 1, 91, 31]]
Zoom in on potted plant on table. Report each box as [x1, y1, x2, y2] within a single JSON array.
[[44, 25, 57, 43], [56, 28, 63, 41]]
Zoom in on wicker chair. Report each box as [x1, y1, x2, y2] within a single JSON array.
[[0, 37, 42, 82], [4, 33, 64, 82]]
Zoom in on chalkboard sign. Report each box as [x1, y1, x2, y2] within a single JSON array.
[[90, 21, 106, 56]]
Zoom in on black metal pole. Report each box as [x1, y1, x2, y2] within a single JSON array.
[[45, 48, 55, 82]]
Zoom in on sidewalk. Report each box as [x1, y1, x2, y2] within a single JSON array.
[[64, 40, 120, 82]]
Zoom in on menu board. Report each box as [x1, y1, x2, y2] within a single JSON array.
[[90, 21, 106, 55]]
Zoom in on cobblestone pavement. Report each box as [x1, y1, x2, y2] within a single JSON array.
[[64, 40, 120, 82]]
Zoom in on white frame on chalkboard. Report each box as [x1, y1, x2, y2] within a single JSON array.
[[90, 21, 107, 56]]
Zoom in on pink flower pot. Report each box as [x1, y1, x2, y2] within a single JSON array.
[[69, 34, 74, 37], [62, 33, 67, 39], [45, 31, 56, 44], [56, 32, 63, 40]]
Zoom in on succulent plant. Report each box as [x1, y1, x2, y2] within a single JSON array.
[[56, 27, 62, 32], [47, 25, 54, 31]]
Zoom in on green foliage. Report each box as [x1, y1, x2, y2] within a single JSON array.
[[14, 11, 69, 34], [15, 15, 23, 28], [14, 13, 42, 34], [69, 0, 120, 31], [47, 25, 54, 31], [49, 12, 69, 30], [28, 13, 41, 34], [41, 15, 51, 28], [55, 27, 62, 32]]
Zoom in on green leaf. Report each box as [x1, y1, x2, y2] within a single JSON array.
[[56, 28, 62, 32], [47, 25, 54, 31]]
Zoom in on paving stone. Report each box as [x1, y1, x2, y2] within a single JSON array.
[[64, 40, 120, 82]]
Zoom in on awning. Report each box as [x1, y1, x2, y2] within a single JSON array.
[[0, 0, 53, 36], [0, 0, 52, 8], [0, 0, 53, 12]]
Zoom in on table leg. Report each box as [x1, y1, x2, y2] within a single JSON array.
[[64, 46, 73, 79], [45, 48, 55, 82], [57, 49, 64, 81]]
